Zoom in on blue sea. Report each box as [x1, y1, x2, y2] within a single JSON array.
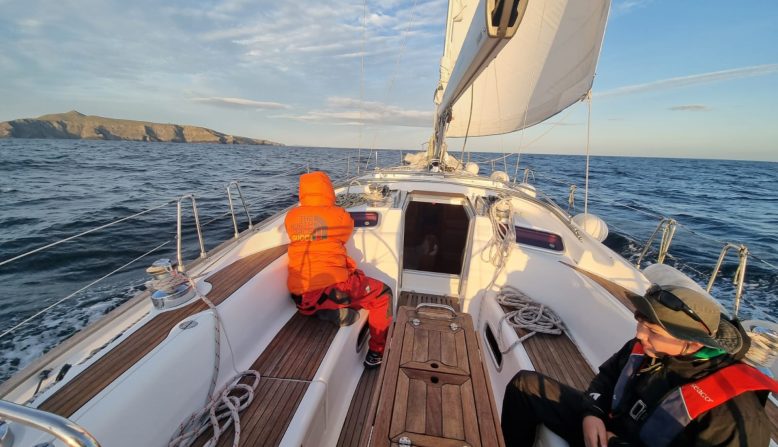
[[0, 139, 776, 381]]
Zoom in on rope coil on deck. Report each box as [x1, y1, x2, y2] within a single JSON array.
[[496, 285, 565, 354], [168, 370, 261, 447], [166, 277, 263, 447]]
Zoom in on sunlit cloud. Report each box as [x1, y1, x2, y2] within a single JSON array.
[[669, 104, 711, 112], [191, 97, 289, 110], [287, 96, 431, 127], [596, 64, 778, 98], [611, 0, 654, 17]]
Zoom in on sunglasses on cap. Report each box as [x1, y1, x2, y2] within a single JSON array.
[[645, 285, 713, 336]]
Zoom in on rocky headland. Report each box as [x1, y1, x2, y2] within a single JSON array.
[[0, 111, 282, 146]]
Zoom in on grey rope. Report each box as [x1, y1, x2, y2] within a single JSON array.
[[496, 285, 564, 354]]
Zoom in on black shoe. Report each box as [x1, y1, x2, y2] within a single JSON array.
[[315, 308, 359, 327], [364, 350, 383, 369]]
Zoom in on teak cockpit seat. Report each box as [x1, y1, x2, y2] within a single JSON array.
[[38, 245, 289, 417], [192, 312, 339, 446], [499, 305, 595, 391]]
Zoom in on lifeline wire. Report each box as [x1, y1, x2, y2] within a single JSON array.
[[0, 200, 175, 269], [0, 240, 172, 340]]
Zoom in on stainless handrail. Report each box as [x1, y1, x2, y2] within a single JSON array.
[[636, 218, 676, 268], [522, 168, 535, 184], [415, 302, 458, 318], [176, 194, 206, 272], [706, 243, 749, 318], [226, 181, 253, 239], [0, 400, 100, 446]]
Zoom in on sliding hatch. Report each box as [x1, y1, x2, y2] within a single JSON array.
[[400, 193, 473, 296]]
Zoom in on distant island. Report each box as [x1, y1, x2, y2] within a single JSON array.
[[0, 111, 282, 146]]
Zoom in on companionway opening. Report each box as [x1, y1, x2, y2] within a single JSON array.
[[403, 201, 469, 275]]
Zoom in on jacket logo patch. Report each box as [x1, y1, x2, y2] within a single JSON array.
[[589, 392, 601, 401], [691, 384, 714, 403], [291, 216, 328, 241]]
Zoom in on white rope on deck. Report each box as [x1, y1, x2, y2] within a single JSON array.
[[168, 277, 261, 447], [496, 285, 565, 354], [168, 370, 261, 447]]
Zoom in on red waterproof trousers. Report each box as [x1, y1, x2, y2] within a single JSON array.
[[295, 269, 392, 353]]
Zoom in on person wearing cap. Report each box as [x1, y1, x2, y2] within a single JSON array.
[[501, 282, 778, 447], [285, 171, 393, 369]]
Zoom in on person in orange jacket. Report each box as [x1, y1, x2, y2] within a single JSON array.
[[285, 171, 392, 368]]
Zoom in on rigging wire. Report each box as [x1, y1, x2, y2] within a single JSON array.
[[459, 86, 475, 168], [0, 240, 172, 340], [367, 0, 422, 166], [0, 200, 175, 269], [583, 92, 593, 216], [356, 0, 368, 174], [511, 0, 548, 180]]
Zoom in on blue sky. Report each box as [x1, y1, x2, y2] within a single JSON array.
[[0, 0, 776, 161]]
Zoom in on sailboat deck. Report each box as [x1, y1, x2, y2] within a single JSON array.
[[500, 305, 595, 391], [337, 291, 460, 447], [193, 313, 338, 447], [38, 244, 288, 417]]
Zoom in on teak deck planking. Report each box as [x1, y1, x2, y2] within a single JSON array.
[[499, 304, 595, 391], [363, 304, 504, 447], [38, 244, 288, 417], [338, 292, 459, 447], [192, 312, 338, 447]]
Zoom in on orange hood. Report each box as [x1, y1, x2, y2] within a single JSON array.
[[299, 171, 336, 207]]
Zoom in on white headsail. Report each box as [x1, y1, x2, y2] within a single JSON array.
[[435, 0, 610, 139]]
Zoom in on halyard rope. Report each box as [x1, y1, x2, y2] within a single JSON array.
[[168, 370, 261, 447], [168, 277, 261, 447], [495, 285, 564, 354], [481, 196, 515, 270]]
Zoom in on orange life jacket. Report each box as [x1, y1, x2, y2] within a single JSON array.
[[285, 172, 356, 294]]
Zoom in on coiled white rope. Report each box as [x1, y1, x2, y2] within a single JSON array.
[[168, 370, 261, 447], [481, 196, 515, 271], [745, 324, 778, 368], [496, 285, 565, 354], [167, 277, 261, 447], [475, 196, 516, 330]]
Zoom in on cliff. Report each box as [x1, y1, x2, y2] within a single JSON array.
[[0, 111, 282, 146]]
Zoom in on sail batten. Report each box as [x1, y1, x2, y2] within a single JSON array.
[[437, 0, 610, 138]]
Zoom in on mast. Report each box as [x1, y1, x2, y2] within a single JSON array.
[[431, 0, 528, 169], [430, 0, 611, 168]]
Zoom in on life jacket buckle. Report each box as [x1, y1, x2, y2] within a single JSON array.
[[629, 399, 647, 421]]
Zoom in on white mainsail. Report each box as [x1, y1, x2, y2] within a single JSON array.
[[436, 0, 610, 138]]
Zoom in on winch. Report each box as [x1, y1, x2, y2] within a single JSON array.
[[145, 259, 196, 310]]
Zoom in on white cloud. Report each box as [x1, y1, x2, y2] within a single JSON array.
[[191, 97, 289, 110], [596, 64, 778, 98], [611, 0, 654, 17], [289, 96, 431, 127], [668, 104, 711, 112]]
